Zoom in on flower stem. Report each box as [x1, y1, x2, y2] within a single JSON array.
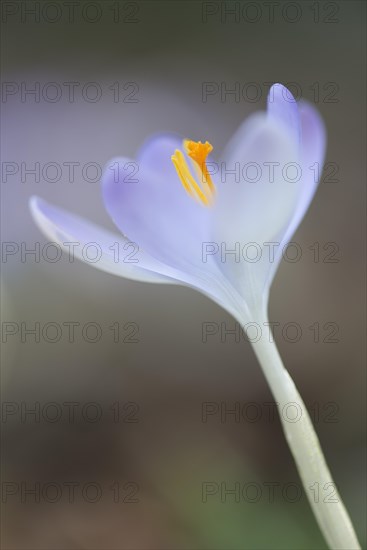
[[250, 319, 360, 549]]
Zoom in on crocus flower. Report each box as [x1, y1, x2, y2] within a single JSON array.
[[30, 84, 322, 322], [30, 83, 360, 549]]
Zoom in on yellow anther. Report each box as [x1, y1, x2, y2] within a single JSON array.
[[171, 140, 215, 206], [184, 139, 213, 164]]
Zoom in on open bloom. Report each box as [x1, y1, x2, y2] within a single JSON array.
[[30, 83, 325, 323]]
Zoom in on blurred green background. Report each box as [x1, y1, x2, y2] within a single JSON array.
[[1, 1, 366, 548]]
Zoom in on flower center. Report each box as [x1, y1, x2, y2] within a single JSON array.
[[171, 139, 215, 206]]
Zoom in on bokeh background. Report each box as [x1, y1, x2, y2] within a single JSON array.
[[1, 1, 366, 548]]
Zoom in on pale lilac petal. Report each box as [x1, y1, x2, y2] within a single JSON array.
[[286, 99, 326, 236], [264, 100, 326, 290], [214, 84, 303, 309], [30, 197, 247, 319], [216, 113, 299, 245], [213, 112, 300, 303], [101, 135, 213, 273], [29, 196, 176, 284], [213, 88, 325, 305], [136, 132, 182, 177], [267, 82, 301, 146]]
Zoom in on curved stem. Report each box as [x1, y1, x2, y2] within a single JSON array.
[[246, 313, 360, 549]]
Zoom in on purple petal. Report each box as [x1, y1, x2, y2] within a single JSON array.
[[214, 112, 300, 301], [267, 83, 301, 147], [265, 100, 326, 290], [29, 197, 249, 319], [101, 135, 212, 272], [217, 112, 299, 245], [29, 196, 177, 284]]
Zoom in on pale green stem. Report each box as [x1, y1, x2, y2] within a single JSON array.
[[245, 312, 360, 550]]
